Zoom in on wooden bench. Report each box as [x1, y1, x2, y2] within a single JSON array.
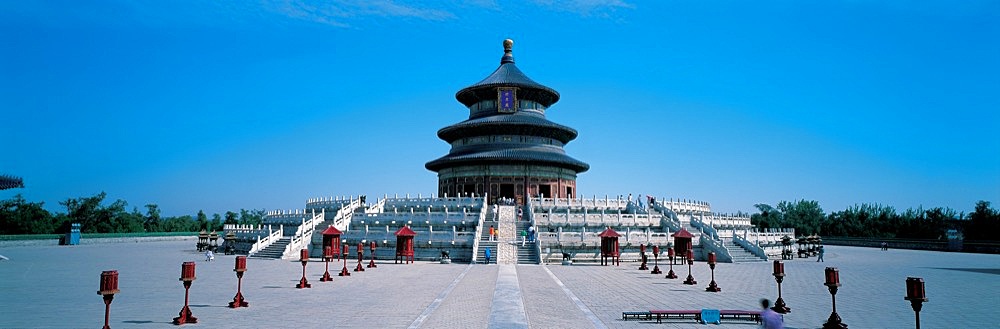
[[719, 310, 762, 324], [621, 311, 651, 321], [649, 310, 700, 323]]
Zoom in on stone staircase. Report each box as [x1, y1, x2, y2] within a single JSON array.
[[515, 220, 538, 264], [722, 240, 766, 262], [251, 237, 291, 259], [477, 223, 499, 264]]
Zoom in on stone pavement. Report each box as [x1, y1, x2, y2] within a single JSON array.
[[0, 239, 997, 328]]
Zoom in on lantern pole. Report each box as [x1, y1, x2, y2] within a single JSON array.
[[705, 252, 721, 292], [173, 262, 198, 325], [822, 267, 847, 329], [98, 270, 120, 329], [355, 242, 366, 272], [367, 241, 378, 268], [771, 260, 790, 313], [229, 256, 249, 307], [320, 247, 334, 282], [665, 248, 677, 279], [683, 252, 697, 285], [339, 244, 352, 276], [905, 277, 928, 329], [296, 249, 311, 288]]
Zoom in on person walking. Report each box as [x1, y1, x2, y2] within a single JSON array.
[[489, 225, 495, 242], [760, 299, 784, 329], [816, 246, 825, 262], [484, 247, 492, 265]]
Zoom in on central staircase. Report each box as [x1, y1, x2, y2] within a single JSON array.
[[251, 237, 291, 259], [515, 219, 539, 264], [723, 240, 765, 262]]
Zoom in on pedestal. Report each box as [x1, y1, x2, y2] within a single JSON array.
[[296, 261, 311, 288], [229, 272, 249, 308], [320, 259, 334, 282], [705, 265, 721, 292], [102, 294, 114, 329], [173, 281, 198, 325]]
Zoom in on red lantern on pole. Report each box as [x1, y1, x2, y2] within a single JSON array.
[[638, 244, 648, 271], [650, 245, 661, 274], [822, 267, 847, 329], [771, 260, 790, 313], [705, 252, 720, 292], [339, 244, 351, 276], [173, 262, 198, 325], [98, 270, 119, 329], [683, 251, 697, 285], [229, 256, 249, 308], [665, 247, 677, 279], [905, 277, 928, 329], [354, 242, 366, 272], [367, 241, 378, 268], [320, 246, 334, 282], [296, 249, 311, 288]]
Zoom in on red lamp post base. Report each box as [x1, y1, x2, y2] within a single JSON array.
[[650, 265, 661, 274], [683, 263, 697, 285], [228, 292, 249, 308], [665, 269, 677, 279], [339, 264, 351, 276], [705, 266, 721, 292], [823, 312, 848, 329], [320, 260, 333, 282], [296, 262, 311, 288], [172, 306, 197, 325], [229, 272, 249, 308], [355, 261, 366, 272], [367, 259, 377, 268], [772, 297, 790, 313], [173, 281, 197, 325]]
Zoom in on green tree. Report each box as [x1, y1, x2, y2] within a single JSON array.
[[777, 200, 824, 235], [224, 211, 239, 225], [210, 213, 222, 231], [0, 194, 54, 234], [196, 210, 208, 231], [966, 201, 1000, 240], [238, 208, 265, 226], [751, 203, 782, 229], [144, 204, 162, 232]]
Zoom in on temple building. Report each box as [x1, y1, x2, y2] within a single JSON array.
[[426, 39, 589, 204]]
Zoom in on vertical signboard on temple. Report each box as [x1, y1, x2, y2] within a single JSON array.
[[498, 87, 517, 113]]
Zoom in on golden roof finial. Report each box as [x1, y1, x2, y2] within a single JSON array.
[[503, 39, 513, 53]]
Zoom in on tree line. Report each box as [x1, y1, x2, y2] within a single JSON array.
[[751, 200, 1000, 241], [0, 192, 266, 235]]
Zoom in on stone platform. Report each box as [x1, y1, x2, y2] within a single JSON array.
[[0, 238, 996, 328]]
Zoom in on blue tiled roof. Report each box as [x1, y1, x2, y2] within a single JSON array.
[[425, 146, 590, 173], [455, 57, 560, 107], [437, 113, 578, 143]]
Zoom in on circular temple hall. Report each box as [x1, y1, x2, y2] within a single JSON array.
[[426, 39, 589, 204]]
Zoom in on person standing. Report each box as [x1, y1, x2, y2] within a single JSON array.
[[489, 225, 495, 242], [760, 299, 784, 329], [484, 247, 492, 264], [817, 246, 825, 262]]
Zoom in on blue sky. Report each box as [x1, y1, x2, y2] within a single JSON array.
[[2, 1, 998, 217]]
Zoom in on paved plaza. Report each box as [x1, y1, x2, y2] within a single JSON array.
[[0, 238, 997, 328]]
